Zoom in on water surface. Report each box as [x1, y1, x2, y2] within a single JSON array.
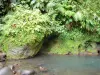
[[3, 54, 100, 75]]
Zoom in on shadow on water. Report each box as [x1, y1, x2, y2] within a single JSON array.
[[1, 54, 100, 75]]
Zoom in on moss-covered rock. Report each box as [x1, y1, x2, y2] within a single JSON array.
[[41, 31, 97, 55], [0, 6, 52, 59], [7, 41, 43, 59]]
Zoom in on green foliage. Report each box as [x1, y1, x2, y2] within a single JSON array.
[[1, 0, 100, 54], [27, 0, 100, 36], [0, 5, 52, 52]]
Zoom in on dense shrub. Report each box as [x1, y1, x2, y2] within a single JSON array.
[[0, 5, 52, 52]]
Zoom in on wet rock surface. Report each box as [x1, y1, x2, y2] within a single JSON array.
[[0, 64, 36, 75], [17, 69, 36, 75], [0, 67, 14, 75]]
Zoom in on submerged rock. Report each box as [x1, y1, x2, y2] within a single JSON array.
[[17, 69, 35, 75], [39, 66, 48, 72]]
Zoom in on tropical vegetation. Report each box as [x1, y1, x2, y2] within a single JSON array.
[[0, 0, 100, 57]]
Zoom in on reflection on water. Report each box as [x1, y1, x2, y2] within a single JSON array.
[[2, 54, 100, 75]]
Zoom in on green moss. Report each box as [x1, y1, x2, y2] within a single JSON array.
[[7, 40, 43, 59], [41, 30, 97, 55], [43, 39, 81, 54]]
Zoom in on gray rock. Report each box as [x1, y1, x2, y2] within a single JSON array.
[[17, 70, 35, 75], [7, 41, 43, 59], [0, 67, 14, 75]]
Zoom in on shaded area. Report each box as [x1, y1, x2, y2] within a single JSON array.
[[39, 34, 98, 55]]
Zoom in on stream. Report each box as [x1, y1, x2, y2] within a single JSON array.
[[1, 54, 100, 75]]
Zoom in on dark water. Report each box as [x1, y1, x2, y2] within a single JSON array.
[[2, 54, 100, 75]]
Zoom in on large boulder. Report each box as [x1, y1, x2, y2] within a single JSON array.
[[0, 7, 51, 59], [0, 67, 14, 75], [7, 41, 43, 59]]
